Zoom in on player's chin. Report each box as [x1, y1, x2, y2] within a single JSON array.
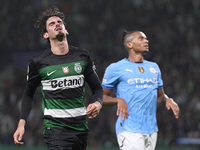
[[56, 32, 65, 38], [142, 49, 149, 55]]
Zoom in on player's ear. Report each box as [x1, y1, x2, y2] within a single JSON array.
[[126, 42, 132, 48], [43, 32, 49, 39], [66, 30, 69, 35]]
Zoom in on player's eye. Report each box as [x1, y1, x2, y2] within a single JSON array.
[[49, 22, 54, 26], [58, 20, 63, 24]]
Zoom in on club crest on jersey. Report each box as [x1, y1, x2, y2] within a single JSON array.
[[138, 67, 145, 73], [74, 63, 82, 74], [62, 67, 69, 73], [149, 67, 156, 73]]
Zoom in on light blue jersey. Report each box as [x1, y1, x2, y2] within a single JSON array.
[[102, 58, 163, 135]]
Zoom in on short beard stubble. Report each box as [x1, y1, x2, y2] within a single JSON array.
[[56, 32, 65, 38]]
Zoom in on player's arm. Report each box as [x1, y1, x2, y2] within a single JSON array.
[[103, 88, 129, 120], [13, 82, 38, 146], [84, 51, 103, 119], [13, 60, 41, 145], [13, 119, 26, 146], [85, 69, 103, 119], [157, 88, 180, 119]]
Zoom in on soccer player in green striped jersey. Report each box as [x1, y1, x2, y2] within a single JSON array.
[[13, 6, 103, 150]]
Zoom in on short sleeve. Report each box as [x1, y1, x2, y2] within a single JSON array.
[[102, 64, 120, 90], [156, 64, 163, 89]]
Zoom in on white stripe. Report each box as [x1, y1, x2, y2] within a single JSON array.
[[41, 75, 84, 91], [44, 107, 86, 118]]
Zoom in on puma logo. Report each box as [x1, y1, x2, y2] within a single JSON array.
[[126, 69, 133, 73], [120, 138, 126, 150]]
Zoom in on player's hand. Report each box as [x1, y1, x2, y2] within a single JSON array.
[[86, 101, 102, 119], [13, 126, 25, 146], [166, 98, 180, 119], [13, 119, 26, 146], [117, 98, 129, 120]]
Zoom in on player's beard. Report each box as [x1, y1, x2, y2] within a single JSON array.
[[56, 32, 65, 38]]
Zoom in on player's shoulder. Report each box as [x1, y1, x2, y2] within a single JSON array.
[[144, 60, 159, 66], [69, 45, 90, 56], [106, 58, 127, 70], [143, 60, 161, 72], [26, 48, 51, 69], [30, 48, 51, 63]]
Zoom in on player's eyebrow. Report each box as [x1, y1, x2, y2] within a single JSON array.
[[48, 19, 63, 26], [138, 36, 147, 40], [48, 21, 55, 26]]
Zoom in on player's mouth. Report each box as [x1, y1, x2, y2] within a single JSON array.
[[144, 45, 149, 49], [55, 27, 62, 31]]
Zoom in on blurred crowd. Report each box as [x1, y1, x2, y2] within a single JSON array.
[[0, 0, 200, 148]]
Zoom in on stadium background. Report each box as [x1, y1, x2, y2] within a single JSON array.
[[0, 0, 200, 149]]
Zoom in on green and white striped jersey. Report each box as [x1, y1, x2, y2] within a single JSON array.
[[21, 45, 100, 134]]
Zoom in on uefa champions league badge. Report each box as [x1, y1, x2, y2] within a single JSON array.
[[74, 63, 82, 74]]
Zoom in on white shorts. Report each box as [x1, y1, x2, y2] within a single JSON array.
[[117, 132, 157, 150]]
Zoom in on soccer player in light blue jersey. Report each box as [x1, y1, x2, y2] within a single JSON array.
[[102, 30, 180, 150]]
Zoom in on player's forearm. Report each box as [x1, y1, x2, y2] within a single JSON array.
[[93, 86, 103, 105], [18, 119, 26, 128], [102, 95, 119, 106], [85, 71, 103, 104], [157, 94, 168, 103], [20, 84, 36, 120]]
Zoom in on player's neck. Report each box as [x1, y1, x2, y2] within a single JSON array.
[[128, 53, 144, 63], [50, 40, 69, 55]]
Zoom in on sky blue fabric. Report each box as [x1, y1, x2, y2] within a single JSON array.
[[102, 58, 163, 135]]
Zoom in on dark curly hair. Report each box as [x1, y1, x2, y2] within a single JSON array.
[[35, 6, 65, 36]]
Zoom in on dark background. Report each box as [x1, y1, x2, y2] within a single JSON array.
[[0, 0, 200, 149]]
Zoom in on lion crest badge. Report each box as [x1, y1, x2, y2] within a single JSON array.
[[74, 63, 82, 74]]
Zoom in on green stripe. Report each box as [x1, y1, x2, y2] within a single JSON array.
[[43, 119, 88, 134], [43, 97, 85, 109], [38, 61, 87, 79]]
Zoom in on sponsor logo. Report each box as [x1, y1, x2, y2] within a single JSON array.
[[136, 84, 153, 88], [51, 78, 84, 88], [41, 75, 84, 91], [138, 67, 145, 73], [62, 67, 69, 73], [47, 70, 57, 76], [127, 78, 157, 84], [74, 63, 82, 74]]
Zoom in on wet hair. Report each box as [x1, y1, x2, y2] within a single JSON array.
[[34, 6, 65, 36]]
